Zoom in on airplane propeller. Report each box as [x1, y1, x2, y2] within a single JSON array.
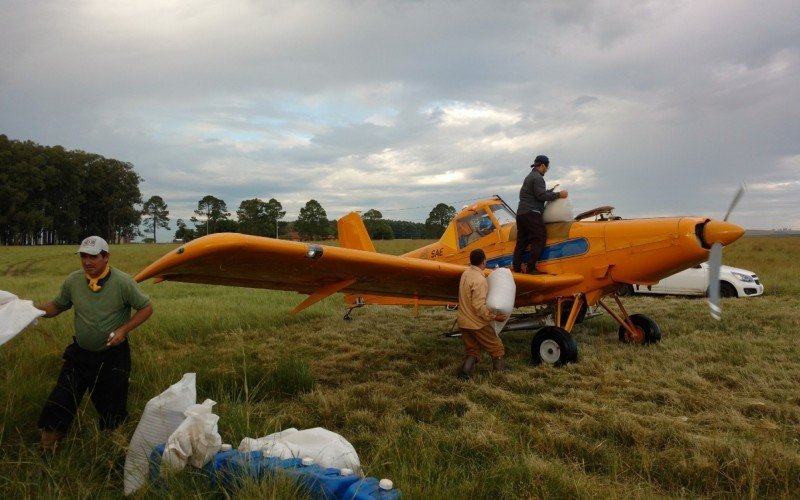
[[706, 185, 746, 320]]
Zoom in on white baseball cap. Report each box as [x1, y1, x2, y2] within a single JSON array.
[[77, 236, 109, 255]]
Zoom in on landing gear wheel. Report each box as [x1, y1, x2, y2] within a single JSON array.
[[719, 282, 737, 298], [618, 313, 661, 344], [616, 284, 634, 297], [531, 326, 578, 366]]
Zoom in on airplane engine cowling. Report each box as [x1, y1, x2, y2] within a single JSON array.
[[606, 217, 712, 285]]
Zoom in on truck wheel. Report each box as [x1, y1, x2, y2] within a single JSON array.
[[720, 282, 737, 298], [616, 284, 634, 297]]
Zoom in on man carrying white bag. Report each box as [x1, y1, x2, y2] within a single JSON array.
[[456, 249, 512, 380]]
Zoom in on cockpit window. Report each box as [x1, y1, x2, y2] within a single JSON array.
[[455, 210, 495, 248], [489, 204, 515, 226]]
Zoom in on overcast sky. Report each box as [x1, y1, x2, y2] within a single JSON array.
[[2, 0, 798, 239]]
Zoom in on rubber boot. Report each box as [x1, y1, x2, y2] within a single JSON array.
[[457, 356, 477, 380], [492, 357, 506, 372], [40, 430, 64, 454]]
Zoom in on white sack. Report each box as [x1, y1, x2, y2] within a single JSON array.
[[542, 197, 574, 223], [0, 290, 45, 347], [238, 428, 299, 453], [163, 399, 223, 470], [239, 427, 360, 471], [486, 268, 516, 335], [124, 373, 196, 496]]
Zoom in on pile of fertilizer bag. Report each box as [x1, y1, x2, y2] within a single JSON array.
[[123, 373, 400, 499]]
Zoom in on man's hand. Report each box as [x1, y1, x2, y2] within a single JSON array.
[[558, 190, 569, 199], [495, 314, 509, 322], [106, 303, 153, 347], [106, 329, 128, 347], [35, 302, 63, 318]]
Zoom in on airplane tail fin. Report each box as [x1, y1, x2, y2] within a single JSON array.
[[338, 212, 376, 252]]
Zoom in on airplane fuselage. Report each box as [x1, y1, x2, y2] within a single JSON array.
[[406, 200, 741, 308]]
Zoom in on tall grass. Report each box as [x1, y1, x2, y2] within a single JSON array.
[[1, 236, 799, 497]]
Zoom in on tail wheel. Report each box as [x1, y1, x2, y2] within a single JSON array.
[[531, 326, 578, 366], [618, 313, 661, 344]]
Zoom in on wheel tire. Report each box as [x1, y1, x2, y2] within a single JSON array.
[[531, 326, 578, 366], [616, 284, 634, 297], [719, 282, 738, 298], [618, 313, 661, 345]]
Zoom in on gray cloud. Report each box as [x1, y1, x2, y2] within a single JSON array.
[[2, 0, 798, 237]]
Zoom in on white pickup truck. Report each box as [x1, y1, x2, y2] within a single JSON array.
[[619, 262, 764, 298]]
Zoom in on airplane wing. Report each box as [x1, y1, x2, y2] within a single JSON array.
[[134, 233, 584, 313]]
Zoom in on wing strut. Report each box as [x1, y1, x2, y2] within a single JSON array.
[[290, 279, 356, 315]]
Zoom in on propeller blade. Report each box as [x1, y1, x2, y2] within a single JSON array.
[[706, 185, 745, 320], [723, 184, 746, 222], [707, 242, 723, 320]]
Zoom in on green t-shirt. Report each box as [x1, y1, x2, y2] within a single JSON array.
[[53, 267, 151, 352]]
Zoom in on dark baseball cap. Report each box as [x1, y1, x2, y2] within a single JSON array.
[[533, 155, 550, 167]]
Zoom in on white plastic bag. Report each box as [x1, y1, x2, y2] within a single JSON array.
[[124, 373, 197, 496], [0, 290, 45, 347], [542, 197, 574, 223], [239, 427, 360, 471], [238, 428, 299, 453], [163, 399, 223, 470], [486, 268, 516, 335]]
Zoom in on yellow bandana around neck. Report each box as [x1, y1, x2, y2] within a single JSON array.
[[86, 265, 111, 292]]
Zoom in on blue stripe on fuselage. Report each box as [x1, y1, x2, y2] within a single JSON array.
[[486, 237, 589, 268]]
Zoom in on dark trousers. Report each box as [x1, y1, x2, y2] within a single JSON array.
[[38, 339, 131, 432], [512, 211, 546, 272]]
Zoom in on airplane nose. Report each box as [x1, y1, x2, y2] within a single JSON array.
[[703, 220, 745, 247]]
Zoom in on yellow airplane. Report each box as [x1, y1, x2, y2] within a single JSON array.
[[135, 192, 745, 366]]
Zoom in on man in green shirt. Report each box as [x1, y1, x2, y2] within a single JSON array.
[[36, 236, 153, 452]]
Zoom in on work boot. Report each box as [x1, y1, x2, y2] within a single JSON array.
[[40, 430, 64, 455], [492, 357, 506, 372], [457, 356, 477, 381]]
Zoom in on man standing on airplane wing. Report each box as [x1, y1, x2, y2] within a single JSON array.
[[513, 154, 568, 274]]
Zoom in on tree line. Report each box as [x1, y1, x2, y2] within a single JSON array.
[[169, 199, 457, 242], [0, 135, 142, 245], [1, 135, 459, 245]]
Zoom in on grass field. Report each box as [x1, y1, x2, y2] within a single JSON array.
[[1, 236, 799, 498]]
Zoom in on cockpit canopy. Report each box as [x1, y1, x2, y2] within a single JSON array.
[[454, 201, 516, 249]]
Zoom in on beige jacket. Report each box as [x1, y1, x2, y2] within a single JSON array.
[[457, 265, 496, 329]]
